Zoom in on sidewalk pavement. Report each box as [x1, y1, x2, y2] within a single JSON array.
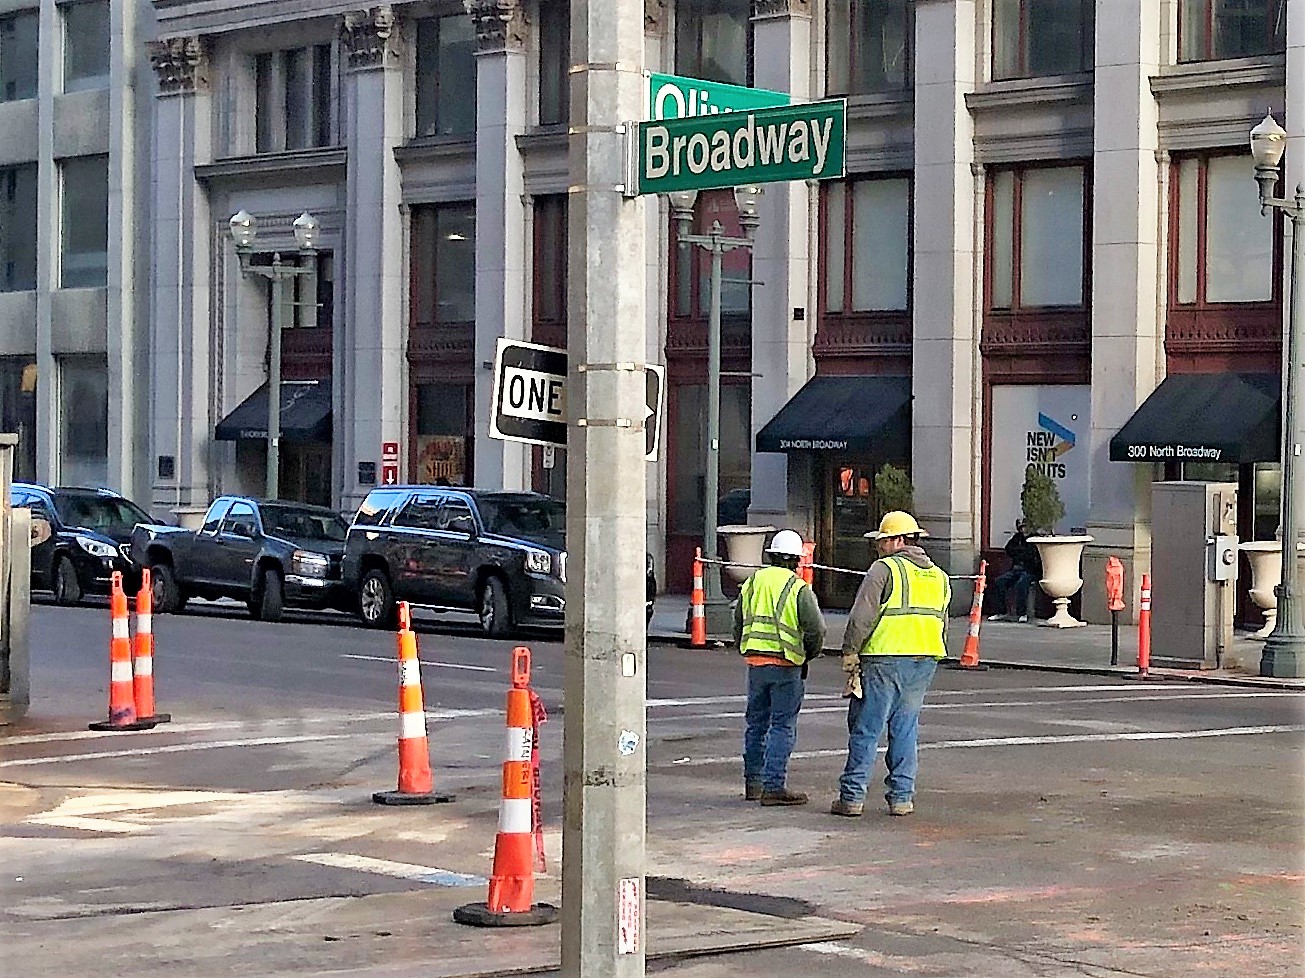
[[649, 594, 1305, 690]]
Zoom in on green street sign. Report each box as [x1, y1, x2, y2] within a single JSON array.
[[634, 99, 846, 196], [646, 71, 788, 121]]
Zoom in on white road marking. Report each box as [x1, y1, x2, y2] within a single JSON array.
[[0, 734, 357, 768], [340, 653, 497, 673], [26, 815, 147, 834], [291, 852, 486, 887], [669, 724, 1305, 767], [25, 790, 257, 834], [647, 683, 1216, 709]]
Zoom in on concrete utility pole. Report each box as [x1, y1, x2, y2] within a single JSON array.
[[562, 0, 648, 975]]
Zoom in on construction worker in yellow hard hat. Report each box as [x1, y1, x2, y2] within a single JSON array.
[[830, 511, 950, 818], [733, 528, 826, 807]]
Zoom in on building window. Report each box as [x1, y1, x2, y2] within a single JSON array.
[[62, 0, 109, 92], [670, 382, 751, 536], [988, 165, 1089, 310], [674, 0, 751, 87], [59, 356, 107, 486], [1173, 154, 1278, 306], [252, 251, 333, 329], [826, 0, 910, 95], [254, 45, 333, 153], [0, 164, 37, 292], [823, 177, 911, 313], [412, 203, 476, 326], [538, 0, 569, 126], [532, 195, 567, 346], [0, 9, 39, 102], [673, 191, 752, 319], [0, 359, 37, 482], [415, 382, 470, 485], [60, 155, 108, 289], [992, 0, 1094, 80], [415, 14, 476, 138], [1179, 0, 1286, 62]]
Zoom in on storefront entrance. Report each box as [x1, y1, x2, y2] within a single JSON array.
[[818, 456, 881, 609]]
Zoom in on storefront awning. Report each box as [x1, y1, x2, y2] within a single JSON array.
[[215, 380, 333, 443], [1108, 372, 1279, 464], [756, 375, 911, 454]]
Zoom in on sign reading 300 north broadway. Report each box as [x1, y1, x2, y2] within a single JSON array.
[[633, 99, 846, 196]]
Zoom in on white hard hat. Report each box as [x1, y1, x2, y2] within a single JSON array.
[[767, 529, 805, 557]]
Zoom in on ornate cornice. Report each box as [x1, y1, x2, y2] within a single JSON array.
[[644, 0, 667, 34], [147, 36, 209, 95], [751, 0, 811, 18], [340, 6, 400, 70], [464, 0, 527, 53]]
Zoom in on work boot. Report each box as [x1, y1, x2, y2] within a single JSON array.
[[829, 798, 864, 817], [744, 781, 763, 801], [887, 799, 914, 816], [759, 787, 808, 806]]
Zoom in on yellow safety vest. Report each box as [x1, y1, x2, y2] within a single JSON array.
[[738, 565, 809, 665], [864, 555, 950, 659]]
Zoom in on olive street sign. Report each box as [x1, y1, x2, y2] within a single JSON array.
[[631, 98, 846, 196], [645, 71, 788, 121], [489, 339, 666, 462]]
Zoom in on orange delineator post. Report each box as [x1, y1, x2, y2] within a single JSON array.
[[132, 569, 170, 725], [689, 548, 707, 647], [955, 560, 988, 670], [89, 571, 157, 732], [1138, 574, 1152, 677], [373, 602, 453, 806], [799, 542, 815, 586], [453, 646, 557, 928]]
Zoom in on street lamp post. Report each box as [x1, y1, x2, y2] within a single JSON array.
[[669, 186, 762, 635], [1250, 113, 1305, 679], [228, 210, 319, 500]]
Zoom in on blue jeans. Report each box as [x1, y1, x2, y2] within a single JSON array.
[[838, 656, 938, 805], [992, 568, 1033, 616], [743, 665, 805, 791]]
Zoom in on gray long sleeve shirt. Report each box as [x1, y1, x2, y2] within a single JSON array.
[[841, 545, 947, 657]]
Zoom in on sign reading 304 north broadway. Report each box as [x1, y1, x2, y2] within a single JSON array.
[[645, 71, 788, 120], [633, 99, 846, 196]]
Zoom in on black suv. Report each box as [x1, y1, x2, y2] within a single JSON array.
[[343, 487, 657, 636], [11, 484, 151, 605]]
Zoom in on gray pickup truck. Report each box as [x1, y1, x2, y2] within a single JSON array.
[[130, 496, 349, 620]]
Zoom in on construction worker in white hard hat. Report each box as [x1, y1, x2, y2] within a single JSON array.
[[830, 511, 950, 819], [732, 528, 826, 806]]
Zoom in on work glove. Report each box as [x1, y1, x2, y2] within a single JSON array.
[[840, 652, 863, 700]]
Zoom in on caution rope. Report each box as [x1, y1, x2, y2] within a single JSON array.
[[528, 688, 548, 874], [696, 554, 981, 581]]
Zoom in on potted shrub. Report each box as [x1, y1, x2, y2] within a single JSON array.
[[874, 463, 914, 521], [1021, 467, 1092, 628]]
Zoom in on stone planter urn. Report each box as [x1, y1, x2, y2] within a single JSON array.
[[717, 525, 775, 584], [1027, 535, 1094, 628], [1237, 540, 1305, 640]]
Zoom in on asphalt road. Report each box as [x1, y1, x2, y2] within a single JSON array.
[[3, 599, 1304, 977]]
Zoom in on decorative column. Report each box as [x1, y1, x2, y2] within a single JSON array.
[[911, 0, 979, 591], [147, 37, 215, 513], [339, 6, 406, 508], [748, 0, 815, 535], [1082, 0, 1162, 622], [644, 0, 670, 571], [469, 0, 530, 490]]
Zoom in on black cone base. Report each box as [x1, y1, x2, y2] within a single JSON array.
[[89, 718, 159, 731], [944, 661, 989, 671], [372, 790, 456, 806], [453, 901, 559, 927]]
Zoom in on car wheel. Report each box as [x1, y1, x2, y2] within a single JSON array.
[[478, 576, 511, 639], [359, 569, 397, 629], [53, 555, 83, 606], [151, 562, 182, 614], [256, 567, 284, 622]]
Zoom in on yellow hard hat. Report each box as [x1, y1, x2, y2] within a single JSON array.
[[865, 510, 928, 540]]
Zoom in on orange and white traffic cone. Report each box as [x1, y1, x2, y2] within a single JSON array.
[[689, 548, 707, 648], [799, 542, 815, 586], [373, 602, 453, 805], [950, 560, 989, 671], [454, 646, 558, 928], [89, 571, 157, 731], [132, 569, 170, 725]]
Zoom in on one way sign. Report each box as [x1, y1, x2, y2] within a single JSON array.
[[489, 338, 666, 462]]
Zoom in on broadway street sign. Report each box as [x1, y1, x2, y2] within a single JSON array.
[[632, 99, 846, 196], [645, 71, 788, 120]]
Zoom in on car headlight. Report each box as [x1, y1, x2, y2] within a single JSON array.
[[525, 548, 551, 575], [292, 550, 330, 578], [75, 535, 118, 559]]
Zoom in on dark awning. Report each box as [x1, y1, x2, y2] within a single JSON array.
[[756, 375, 911, 454], [215, 380, 333, 443], [1109, 372, 1279, 464]]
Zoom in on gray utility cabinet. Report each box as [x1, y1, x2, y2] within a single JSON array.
[[1150, 481, 1238, 669]]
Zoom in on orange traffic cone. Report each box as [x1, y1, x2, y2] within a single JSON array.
[[373, 602, 453, 805], [950, 560, 989, 671], [799, 541, 815, 586], [132, 569, 170, 725], [454, 647, 557, 927], [689, 548, 707, 648], [89, 572, 157, 731]]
